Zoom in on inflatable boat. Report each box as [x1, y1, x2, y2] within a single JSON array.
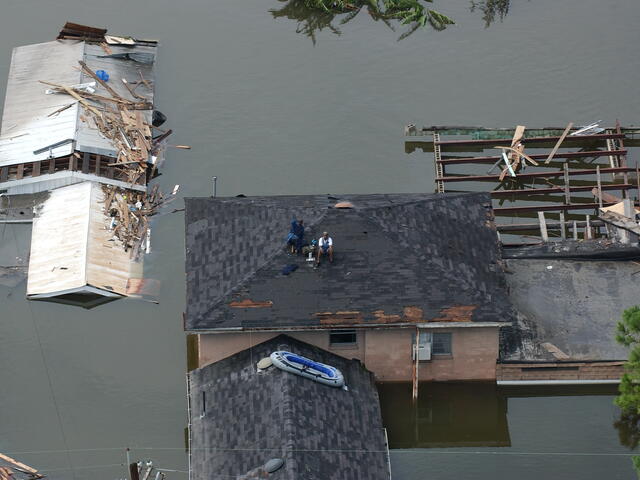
[[270, 351, 345, 387]]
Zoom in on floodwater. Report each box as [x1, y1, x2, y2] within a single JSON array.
[[379, 383, 637, 479], [0, 0, 639, 478]]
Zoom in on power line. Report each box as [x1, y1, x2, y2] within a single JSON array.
[[7, 446, 639, 457], [23, 264, 76, 479]]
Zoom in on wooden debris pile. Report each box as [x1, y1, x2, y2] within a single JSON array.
[[40, 59, 167, 186], [103, 184, 178, 260]]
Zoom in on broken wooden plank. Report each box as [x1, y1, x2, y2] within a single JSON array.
[[545, 122, 573, 164], [47, 102, 75, 117], [508, 125, 526, 162], [79, 60, 122, 100], [538, 211, 549, 242], [591, 187, 622, 204], [494, 146, 539, 166]]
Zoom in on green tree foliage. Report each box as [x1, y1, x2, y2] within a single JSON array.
[[270, 0, 455, 43], [614, 306, 640, 477], [616, 306, 640, 413]]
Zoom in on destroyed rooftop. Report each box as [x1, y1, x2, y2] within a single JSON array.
[[184, 192, 515, 331], [0, 23, 160, 194], [189, 334, 389, 480]]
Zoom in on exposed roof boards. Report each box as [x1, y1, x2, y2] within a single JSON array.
[[27, 181, 134, 307]]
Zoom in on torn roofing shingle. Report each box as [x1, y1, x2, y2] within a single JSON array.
[[188, 334, 389, 480], [184, 192, 515, 331]]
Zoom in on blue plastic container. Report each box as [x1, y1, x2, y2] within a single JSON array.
[[95, 70, 109, 82]]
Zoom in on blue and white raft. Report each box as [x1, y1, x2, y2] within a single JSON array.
[[270, 351, 345, 388]]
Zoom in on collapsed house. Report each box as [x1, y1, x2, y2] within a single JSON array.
[[188, 334, 390, 480], [405, 123, 640, 253], [405, 123, 640, 383], [0, 23, 177, 307]]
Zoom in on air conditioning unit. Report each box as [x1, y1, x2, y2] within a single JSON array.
[[418, 341, 432, 361], [413, 333, 432, 361]]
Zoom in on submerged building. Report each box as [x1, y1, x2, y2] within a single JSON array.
[[184, 192, 514, 382], [188, 334, 390, 480], [0, 23, 170, 307]]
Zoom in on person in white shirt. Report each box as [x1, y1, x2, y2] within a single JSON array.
[[317, 231, 333, 265]]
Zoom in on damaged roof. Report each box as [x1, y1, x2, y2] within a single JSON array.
[[189, 334, 389, 480], [0, 36, 155, 167], [501, 259, 636, 361], [184, 192, 515, 331]]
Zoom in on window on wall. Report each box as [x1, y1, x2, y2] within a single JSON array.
[[329, 330, 357, 346], [432, 332, 452, 355]]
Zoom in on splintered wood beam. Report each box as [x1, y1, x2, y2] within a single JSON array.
[[435, 133, 625, 147], [545, 122, 573, 164], [538, 212, 548, 242], [437, 166, 636, 182], [438, 149, 627, 165], [79, 60, 121, 99]]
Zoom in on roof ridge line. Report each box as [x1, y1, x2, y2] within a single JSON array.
[[194, 208, 332, 325]]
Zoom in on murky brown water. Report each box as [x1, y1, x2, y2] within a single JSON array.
[[1, 0, 639, 478]]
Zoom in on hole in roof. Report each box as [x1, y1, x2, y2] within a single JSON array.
[[334, 201, 354, 209]]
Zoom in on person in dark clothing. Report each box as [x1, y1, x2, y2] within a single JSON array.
[[287, 218, 305, 253]]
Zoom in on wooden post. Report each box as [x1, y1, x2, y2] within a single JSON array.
[[563, 163, 570, 204], [621, 199, 634, 244], [545, 122, 573, 164], [538, 211, 549, 242], [586, 215, 592, 239], [596, 165, 603, 209], [572, 220, 578, 240], [559, 212, 566, 240], [412, 328, 419, 403]]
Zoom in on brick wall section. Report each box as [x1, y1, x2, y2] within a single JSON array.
[[496, 362, 625, 381], [198, 326, 500, 382]]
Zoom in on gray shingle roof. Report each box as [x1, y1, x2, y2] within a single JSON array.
[[185, 192, 514, 331], [188, 334, 389, 480]]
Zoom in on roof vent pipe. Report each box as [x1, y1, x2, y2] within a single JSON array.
[[264, 458, 285, 473]]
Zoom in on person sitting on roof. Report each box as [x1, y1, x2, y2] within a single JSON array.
[[286, 218, 305, 253], [316, 231, 333, 265]]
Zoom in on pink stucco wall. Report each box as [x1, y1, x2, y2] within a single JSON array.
[[196, 326, 500, 382]]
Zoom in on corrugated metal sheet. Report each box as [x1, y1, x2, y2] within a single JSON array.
[[27, 181, 132, 297], [0, 41, 82, 167], [0, 39, 157, 166]]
